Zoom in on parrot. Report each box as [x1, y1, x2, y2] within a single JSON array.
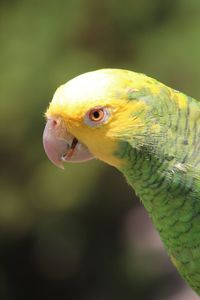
[[43, 68, 200, 294]]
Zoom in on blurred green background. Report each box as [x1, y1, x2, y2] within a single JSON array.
[[0, 0, 200, 299]]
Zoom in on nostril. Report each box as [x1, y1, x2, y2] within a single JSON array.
[[52, 119, 58, 127], [47, 117, 62, 131]]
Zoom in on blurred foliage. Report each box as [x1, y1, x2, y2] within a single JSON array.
[[0, 0, 200, 299]]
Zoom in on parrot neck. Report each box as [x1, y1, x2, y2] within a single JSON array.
[[118, 101, 200, 293], [119, 92, 200, 222]]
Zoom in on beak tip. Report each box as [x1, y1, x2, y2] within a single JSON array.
[[58, 163, 65, 170], [44, 148, 65, 169]]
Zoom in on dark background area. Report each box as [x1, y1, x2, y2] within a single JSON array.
[[0, 0, 200, 299]]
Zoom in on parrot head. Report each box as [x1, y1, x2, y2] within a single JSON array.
[[43, 69, 150, 169]]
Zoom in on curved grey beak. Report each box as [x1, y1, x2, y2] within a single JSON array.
[[43, 118, 69, 168], [43, 117, 94, 168]]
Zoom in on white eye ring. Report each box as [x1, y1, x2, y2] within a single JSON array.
[[84, 106, 110, 127]]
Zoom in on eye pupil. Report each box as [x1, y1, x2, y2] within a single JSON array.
[[93, 110, 100, 119]]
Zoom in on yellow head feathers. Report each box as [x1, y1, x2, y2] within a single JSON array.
[[45, 69, 151, 167]]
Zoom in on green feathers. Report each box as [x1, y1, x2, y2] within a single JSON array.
[[116, 80, 200, 294], [45, 68, 200, 294]]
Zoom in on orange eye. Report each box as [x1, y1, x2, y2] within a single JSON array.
[[85, 106, 110, 127], [89, 108, 105, 122]]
